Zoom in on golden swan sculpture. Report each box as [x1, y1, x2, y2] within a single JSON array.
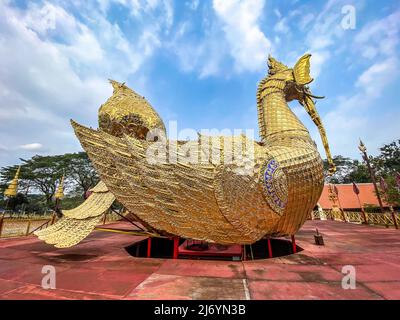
[[36, 53, 335, 247]]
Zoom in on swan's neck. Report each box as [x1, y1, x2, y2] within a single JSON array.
[[257, 81, 310, 144]]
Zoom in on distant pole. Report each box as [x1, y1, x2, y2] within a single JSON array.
[[267, 238, 273, 258], [333, 185, 347, 222], [147, 238, 152, 258], [358, 140, 385, 213], [353, 182, 368, 224], [173, 237, 179, 259], [291, 235, 297, 254], [5, 198, 10, 212], [103, 211, 107, 225], [54, 200, 62, 218], [54, 175, 65, 218], [379, 177, 398, 229], [396, 172, 400, 190]]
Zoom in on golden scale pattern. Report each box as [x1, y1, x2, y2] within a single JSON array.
[[37, 53, 334, 246]]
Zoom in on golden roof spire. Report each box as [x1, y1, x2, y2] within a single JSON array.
[[54, 175, 65, 200], [4, 166, 21, 198]]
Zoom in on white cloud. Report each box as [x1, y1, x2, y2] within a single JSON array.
[[213, 0, 271, 72], [355, 10, 400, 60], [122, 0, 174, 31], [274, 9, 281, 19], [169, 26, 226, 78], [186, 0, 200, 11], [356, 58, 398, 98], [320, 55, 399, 159], [290, 4, 400, 160], [169, 0, 272, 77], [18, 143, 45, 152], [320, 99, 400, 159], [299, 13, 315, 30], [310, 50, 331, 79], [0, 0, 172, 167], [274, 18, 289, 34], [302, 0, 345, 79]]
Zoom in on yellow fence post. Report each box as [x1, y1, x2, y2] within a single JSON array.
[[0, 216, 3, 238], [25, 220, 31, 236], [50, 213, 56, 225]]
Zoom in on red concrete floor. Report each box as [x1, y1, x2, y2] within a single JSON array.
[[0, 220, 399, 300]]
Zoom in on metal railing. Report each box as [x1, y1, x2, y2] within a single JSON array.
[[0, 216, 53, 238], [0, 211, 123, 239], [310, 209, 400, 228]]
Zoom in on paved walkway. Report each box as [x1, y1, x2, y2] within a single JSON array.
[[0, 220, 399, 299]]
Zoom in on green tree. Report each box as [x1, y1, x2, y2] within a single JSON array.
[[379, 176, 400, 206], [324, 156, 371, 184], [63, 152, 99, 198], [375, 140, 400, 175], [23, 155, 65, 205], [0, 152, 98, 211], [347, 159, 371, 183], [5, 192, 29, 211], [375, 140, 400, 206], [323, 140, 400, 206]]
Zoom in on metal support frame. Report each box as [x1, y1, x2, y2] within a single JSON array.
[[110, 208, 145, 231], [173, 237, 179, 259], [94, 226, 164, 238], [147, 237, 152, 258], [291, 235, 297, 254], [267, 238, 273, 258]]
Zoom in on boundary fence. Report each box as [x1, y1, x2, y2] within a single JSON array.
[[309, 209, 400, 227], [0, 211, 121, 238]]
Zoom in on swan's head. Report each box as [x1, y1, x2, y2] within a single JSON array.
[[264, 54, 336, 175], [267, 53, 325, 105]]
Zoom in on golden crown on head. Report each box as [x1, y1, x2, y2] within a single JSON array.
[[267, 54, 289, 75]]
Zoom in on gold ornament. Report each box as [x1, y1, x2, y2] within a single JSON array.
[[54, 175, 65, 200], [4, 166, 20, 198]]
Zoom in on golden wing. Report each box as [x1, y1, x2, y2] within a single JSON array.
[[293, 53, 313, 85], [34, 181, 115, 248]]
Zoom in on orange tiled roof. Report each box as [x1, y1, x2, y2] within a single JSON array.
[[318, 183, 389, 210]]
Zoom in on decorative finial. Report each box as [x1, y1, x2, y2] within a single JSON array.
[[4, 166, 21, 198], [358, 139, 366, 153], [54, 175, 65, 200]]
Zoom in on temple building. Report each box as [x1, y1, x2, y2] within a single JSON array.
[[318, 183, 391, 211]]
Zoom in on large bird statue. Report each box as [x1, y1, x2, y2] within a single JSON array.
[[37, 53, 335, 247]]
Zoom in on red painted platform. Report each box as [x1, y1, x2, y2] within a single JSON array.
[[0, 220, 399, 300]]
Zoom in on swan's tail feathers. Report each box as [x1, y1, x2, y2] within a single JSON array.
[[34, 181, 116, 248]]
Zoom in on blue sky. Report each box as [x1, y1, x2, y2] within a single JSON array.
[[0, 0, 399, 167]]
